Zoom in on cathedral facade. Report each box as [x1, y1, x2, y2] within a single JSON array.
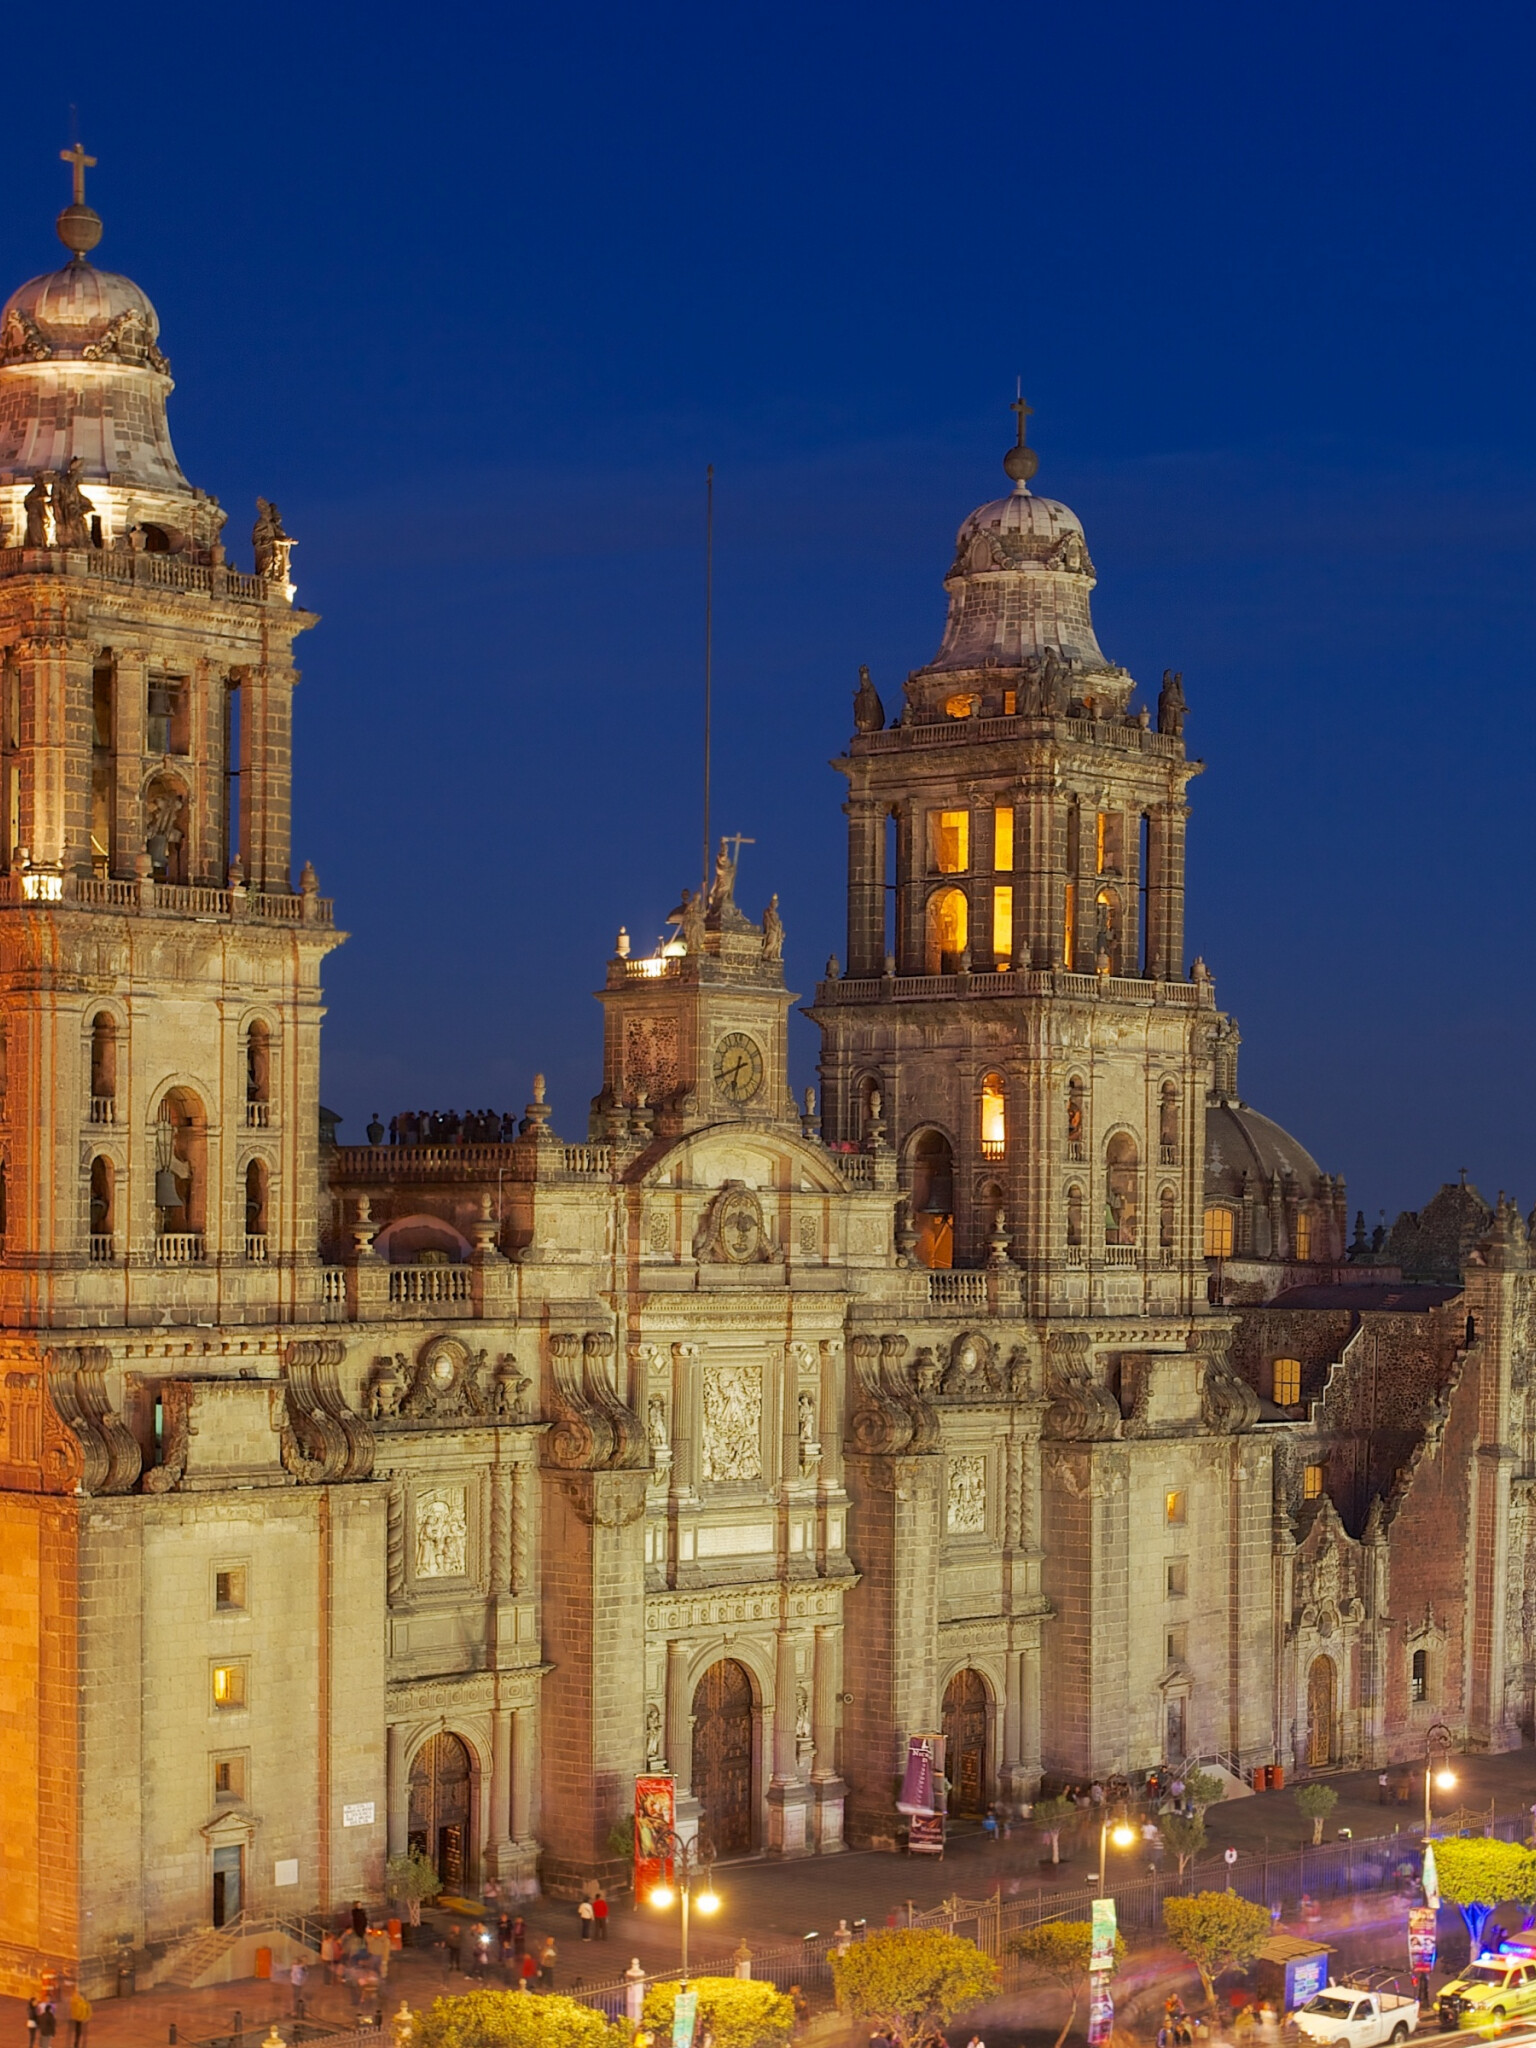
[[0, 171, 1531, 1998]]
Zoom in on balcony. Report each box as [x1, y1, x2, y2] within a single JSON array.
[[156, 1233, 206, 1264], [89, 1233, 115, 1263], [246, 1102, 271, 1129], [980, 1139, 1005, 1162], [89, 1096, 116, 1125], [815, 965, 1213, 1011], [388, 1266, 472, 1306], [1065, 1244, 1087, 1269], [245, 1234, 269, 1263], [1102, 1243, 1138, 1267], [0, 870, 333, 927], [927, 1271, 989, 1308], [1160, 1144, 1180, 1166]]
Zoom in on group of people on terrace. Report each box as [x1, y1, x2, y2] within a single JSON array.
[[375, 1108, 520, 1146]]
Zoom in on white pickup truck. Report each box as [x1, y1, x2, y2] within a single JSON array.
[[1291, 1987, 1419, 2048]]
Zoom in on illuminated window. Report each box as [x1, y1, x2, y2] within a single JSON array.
[[993, 806, 1014, 872], [213, 1755, 246, 1803], [1272, 1358, 1302, 1406], [943, 692, 979, 720], [925, 887, 968, 974], [1411, 1649, 1427, 1703], [1294, 1210, 1312, 1260], [980, 1074, 1006, 1159], [1002, 689, 1016, 716], [1093, 887, 1119, 971], [992, 884, 1013, 969], [1066, 1076, 1085, 1158], [929, 810, 970, 873], [1165, 1489, 1186, 1526], [215, 1567, 247, 1612], [212, 1663, 247, 1711], [1096, 810, 1122, 875], [1166, 1558, 1188, 1597], [1303, 1463, 1324, 1501], [1203, 1206, 1235, 1259], [1062, 881, 1076, 967]]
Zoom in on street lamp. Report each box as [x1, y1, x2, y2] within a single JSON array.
[[1424, 1721, 1456, 1836], [1098, 1815, 1138, 1896], [645, 1829, 719, 1984]]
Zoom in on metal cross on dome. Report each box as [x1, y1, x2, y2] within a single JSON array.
[[61, 142, 97, 207], [1011, 388, 1034, 445]]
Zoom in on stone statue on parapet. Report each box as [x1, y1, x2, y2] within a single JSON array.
[[23, 473, 53, 548], [1158, 668, 1187, 737], [52, 458, 93, 548], [761, 893, 784, 959], [853, 663, 885, 733], [253, 497, 293, 580]]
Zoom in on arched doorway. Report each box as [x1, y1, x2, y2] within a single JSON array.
[[1306, 1656, 1337, 1769], [692, 1659, 754, 1854], [408, 1732, 475, 1889], [942, 1668, 989, 1813], [910, 1129, 955, 1270]]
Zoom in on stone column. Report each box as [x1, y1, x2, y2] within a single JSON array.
[[665, 1638, 692, 1787], [489, 1706, 515, 1875], [510, 1706, 535, 1842], [671, 1345, 699, 1503], [386, 1723, 408, 1857], [112, 649, 147, 878], [897, 804, 924, 973], [1019, 1643, 1042, 1791], [810, 1623, 847, 1853], [845, 798, 885, 978]]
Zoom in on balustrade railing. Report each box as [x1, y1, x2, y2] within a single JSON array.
[[246, 1102, 271, 1128], [89, 1096, 116, 1125], [89, 1234, 115, 1263], [156, 1232, 206, 1264], [560, 1144, 613, 1177], [388, 1266, 472, 1305], [928, 1270, 989, 1307], [1160, 1143, 1180, 1165], [980, 1139, 1005, 1161], [0, 870, 333, 925], [245, 1235, 269, 1263], [818, 964, 1211, 1008], [1102, 1242, 1138, 1267], [1064, 1244, 1087, 1269]]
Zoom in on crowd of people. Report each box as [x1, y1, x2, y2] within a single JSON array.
[[438, 1891, 609, 1989], [376, 1109, 521, 1146]]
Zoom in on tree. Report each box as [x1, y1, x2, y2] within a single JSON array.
[[1033, 1795, 1076, 1865], [1293, 1783, 1338, 1845], [1163, 1892, 1272, 2010], [1008, 1921, 1126, 2048], [386, 1848, 440, 1927], [1432, 1838, 1536, 1952], [1180, 1768, 1225, 1814], [643, 1980, 795, 2048], [412, 1992, 627, 2048], [831, 1930, 1000, 2048], [1159, 1812, 1207, 1878]]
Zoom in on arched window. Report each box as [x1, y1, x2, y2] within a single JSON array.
[[155, 1089, 207, 1255], [856, 1074, 883, 1141], [244, 1159, 269, 1259], [979, 1073, 1006, 1159], [90, 1012, 117, 1124], [89, 1156, 115, 1258], [1272, 1358, 1301, 1406], [1294, 1208, 1312, 1261], [1159, 1186, 1176, 1251], [1203, 1205, 1235, 1258], [1066, 1184, 1085, 1248], [909, 1129, 954, 1270], [1104, 1133, 1138, 1244], [1066, 1075, 1086, 1160], [246, 1021, 271, 1127], [925, 887, 968, 975], [1159, 1079, 1179, 1162], [1411, 1648, 1428, 1704]]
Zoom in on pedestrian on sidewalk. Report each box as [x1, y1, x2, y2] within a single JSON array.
[[498, 1913, 512, 1965], [519, 1950, 538, 1992], [593, 1889, 609, 1941], [289, 1958, 307, 2014], [446, 1923, 463, 1973], [513, 1915, 527, 1960], [540, 1936, 557, 1988], [67, 1991, 89, 2048], [26, 1998, 40, 2048], [578, 1898, 595, 1941], [352, 1900, 369, 1939], [1378, 1772, 1390, 1805]]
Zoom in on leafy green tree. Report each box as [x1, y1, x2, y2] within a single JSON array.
[[1433, 1838, 1536, 1950], [1159, 1812, 1207, 1878], [831, 1930, 1000, 2048], [1033, 1795, 1076, 1865], [1163, 1892, 1272, 2010], [412, 1991, 627, 2048], [642, 1979, 795, 2048], [1008, 1921, 1126, 2048], [1179, 1769, 1225, 1814], [1293, 1783, 1338, 1845], [385, 1848, 440, 1926]]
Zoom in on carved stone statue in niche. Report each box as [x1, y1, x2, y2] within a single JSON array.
[[794, 1684, 812, 1743], [797, 1390, 821, 1473], [645, 1701, 664, 1766], [647, 1396, 671, 1461], [947, 1453, 986, 1534], [414, 1489, 468, 1578]]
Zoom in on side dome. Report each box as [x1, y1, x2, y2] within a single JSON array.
[[1205, 1101, 1323, 1197], [1, 263, 167, 370]]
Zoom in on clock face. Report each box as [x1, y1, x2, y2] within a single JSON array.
[[713, 1031, 764, 1104]]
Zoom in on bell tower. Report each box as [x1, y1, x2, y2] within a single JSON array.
[[0, 159, 340, 1326], [810, 409, 1214, 1315]]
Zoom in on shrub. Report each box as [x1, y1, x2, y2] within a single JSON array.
[[1163, 1892, 1272, 2010], [641, 1979, 795, 2048], [832, 1930, 999, 2048], [412, 1991, 627, 2048], [1292, 1783, 1338, 1845]]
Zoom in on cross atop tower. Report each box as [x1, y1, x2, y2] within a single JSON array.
[[60, 142, 97, 208], [1003, 383, 1039, 487], [1010, 389, 1034, 446]]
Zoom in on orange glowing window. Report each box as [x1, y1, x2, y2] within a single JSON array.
[[212, 1663, 247, 1710], [1294, 1210, 1312, 1261], [943, 692, 979, 720], [993, 806, 1014, 872], [1272, 1358, 1302, 1406], [980, 1074, 1006, 1158], [929, 811, 970, 874], [992, 885, 1013, 969], [1303, 1464, 1325, 1500], [1203, 1206, 1235, 1259], [1165, 1489, 1187, 1526]]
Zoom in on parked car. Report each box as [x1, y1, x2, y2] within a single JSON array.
[[1438, 1950, 1536, 2032], [1292, 1986, 1419, 2048]]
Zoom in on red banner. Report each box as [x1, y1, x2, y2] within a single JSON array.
[[634, 1774, 675, 1899]]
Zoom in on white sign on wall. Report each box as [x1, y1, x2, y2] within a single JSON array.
[[274, 1860, 299, 1887], [342, 1801, 377, 1828]]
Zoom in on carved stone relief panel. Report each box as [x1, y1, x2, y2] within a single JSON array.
[[414, 1486, 469, 1579], [701, 1359, 763, 1483], [947, 1452, 987, 1535]]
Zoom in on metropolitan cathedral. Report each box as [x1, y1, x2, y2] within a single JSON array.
[[3, 160, 1535, 1997]]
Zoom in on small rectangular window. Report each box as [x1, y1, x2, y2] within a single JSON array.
[[1002, 689, 1017, 716], [1272, 1358, 1302, 1406], [929, 810, 970, 875], [1166, 1626, 1187, 1664], [1166, 1558, 1188, 1598], [215, 1566, 247, 1612], [992, 884, 1013, 970], [213, 1755, 246, 1803], [211, 1662, 247, 1710], [1294, 1211, 1312, 1261], [1165, 1489, 1186, 1526], [1203, 1207, 1235, 1258], [1411, 1648, 1428, 1703], [993, 805, 1014, 872], [1303, 1463, 1324, 1500]]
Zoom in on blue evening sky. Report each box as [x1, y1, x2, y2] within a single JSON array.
[[4, 0, 1533, 1225]]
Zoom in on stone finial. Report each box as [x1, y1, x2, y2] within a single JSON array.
[[616, 926, 631, 958]]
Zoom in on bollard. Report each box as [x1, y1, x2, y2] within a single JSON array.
[[233, 2013, 243, 2044], [170, 2027, 178, 2045]]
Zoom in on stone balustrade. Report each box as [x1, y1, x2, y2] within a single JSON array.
[[816, 965, 1212, 1008], [849, 710, 1184, 760], [0, 870, 333, 926], [155, 1232, 206, 1264], [0, 544, 284, 606]]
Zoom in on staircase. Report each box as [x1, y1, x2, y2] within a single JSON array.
[[147, 1912, 322, 1991]]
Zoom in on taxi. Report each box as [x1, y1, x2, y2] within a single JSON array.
[[1438, 1946, 1536, 2031]]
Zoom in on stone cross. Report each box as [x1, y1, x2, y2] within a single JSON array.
[[61, 144, 97, 207]]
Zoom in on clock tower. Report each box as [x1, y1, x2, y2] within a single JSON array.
[[593, 840, 799, 1139]]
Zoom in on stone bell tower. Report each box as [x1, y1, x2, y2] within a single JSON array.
[[0, 156, 340, 1327]]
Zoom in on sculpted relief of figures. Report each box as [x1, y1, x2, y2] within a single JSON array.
[[415, 1488, 469, 1578], [947, 1453, 987, 1535], [701, 1361, 763, 1484]]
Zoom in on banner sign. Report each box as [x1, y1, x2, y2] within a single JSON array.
[[898, 1734, 939, 1815], [908, 1811, 945, 1855], [1408, 1906, 1438, 1974], [672, 1990, 698, 2048], [1087, 1976, 1115, 2045], [1091, 1898, 1118, 1972], [634, 1774, 675, 1900]]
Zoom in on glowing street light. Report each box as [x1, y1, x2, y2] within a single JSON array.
[[1098, 1816, 1138, 1897], [1425, 1721, 1456, 1836], [645, 1829, 719, 1984]]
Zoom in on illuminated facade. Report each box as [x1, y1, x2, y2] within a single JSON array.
[[2, 168, 1532, 2001]]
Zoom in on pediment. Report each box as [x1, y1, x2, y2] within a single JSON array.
[[639, 1122, 849, 1196]]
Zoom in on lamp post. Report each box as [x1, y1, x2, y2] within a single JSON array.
[[644, 1829, 720, 1985], [1424, 1721, 1456, 1836], [1097, 1815, 1138, 1896]]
